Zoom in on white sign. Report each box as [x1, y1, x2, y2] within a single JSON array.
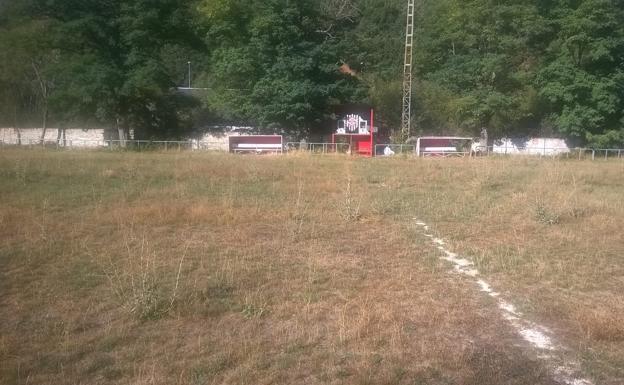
[[337, 114, 369, 135]]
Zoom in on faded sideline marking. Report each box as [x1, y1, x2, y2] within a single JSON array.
[[413, 218, 593, 385]]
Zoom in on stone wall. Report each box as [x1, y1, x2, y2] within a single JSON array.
[[192, 127, 255, 151], [492, 138, 570, 155], [1, 127, 260, 151], [0, 128, 106, 147]]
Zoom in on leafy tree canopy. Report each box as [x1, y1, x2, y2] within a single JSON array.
[[1, 0, 623, 146], [199, 0, 364, 136]]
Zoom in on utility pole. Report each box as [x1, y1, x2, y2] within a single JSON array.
[[401, 0, 415, 140], [188, 61, 192, 88]]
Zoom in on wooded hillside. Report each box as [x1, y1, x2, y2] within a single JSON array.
[[1, 0, 622, 146]]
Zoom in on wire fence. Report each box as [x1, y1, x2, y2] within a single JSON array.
[[285, 142, 351, 154], [467, 145, 624, 160], [0, 139, 226, 151], [373, 144, 416, 156], [2, 139, 623, 161], [373, 144, 623, 160]]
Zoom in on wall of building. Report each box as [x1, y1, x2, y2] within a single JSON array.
[[492, 138, 570, 155], [192, 132, 229, 151], [192, 127, 255, 151]]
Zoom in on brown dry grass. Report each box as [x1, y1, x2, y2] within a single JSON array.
[[0, 149, 622, 384]]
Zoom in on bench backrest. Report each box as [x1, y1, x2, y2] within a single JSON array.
[[229, 135, 283, 153]]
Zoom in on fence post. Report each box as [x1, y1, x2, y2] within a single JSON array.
[[592, 150, 595, 160]]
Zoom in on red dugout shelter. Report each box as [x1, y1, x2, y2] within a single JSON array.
[[331, 106, 375, 157]]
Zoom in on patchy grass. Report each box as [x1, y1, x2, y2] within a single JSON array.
[[0, 149, 622, 384]]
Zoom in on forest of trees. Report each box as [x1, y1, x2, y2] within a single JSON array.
[[1, 0, 623, 146]]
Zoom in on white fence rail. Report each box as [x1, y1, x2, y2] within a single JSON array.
[[285, 142, 350, 154], [468, 145, 623, 160], [1, 139, 623, 160], [374, 144, 416, 156], [0, 139, 226, 151], [374, 144, 623, 160]]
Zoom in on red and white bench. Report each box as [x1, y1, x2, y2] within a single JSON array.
[[422, 146, 460, 156], [228, 135, 283, 154], [416, 137, 474, 157]]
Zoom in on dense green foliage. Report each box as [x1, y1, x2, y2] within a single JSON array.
[[199, 0, 363, 136], [0, 0, 204, 139], [415, 0, 624, 146], [1, 0, 623, 145]]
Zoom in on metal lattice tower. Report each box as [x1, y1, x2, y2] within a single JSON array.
[[401, 0, 415, 139]]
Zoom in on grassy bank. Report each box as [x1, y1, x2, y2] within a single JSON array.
[[0, 149, 622, 384]]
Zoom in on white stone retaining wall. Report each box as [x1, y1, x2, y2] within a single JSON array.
[[492, 138, 570, 155], [0, 128, 106, 147], [1, 127, 258, 150]]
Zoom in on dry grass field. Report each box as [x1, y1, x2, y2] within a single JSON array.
[[0, 149, 622, 385]]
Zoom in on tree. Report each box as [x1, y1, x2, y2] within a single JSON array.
[[336, 0, 406, 135], [200, 0, 363, 137], [10, 0, 207, 140], [537, 0, 624, 147], [2, 0, 623, 145], [413, 0, 551, 137], [0, 16, 60, 142]]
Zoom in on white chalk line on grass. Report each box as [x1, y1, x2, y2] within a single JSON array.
[[413, 219, 592, 385]]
